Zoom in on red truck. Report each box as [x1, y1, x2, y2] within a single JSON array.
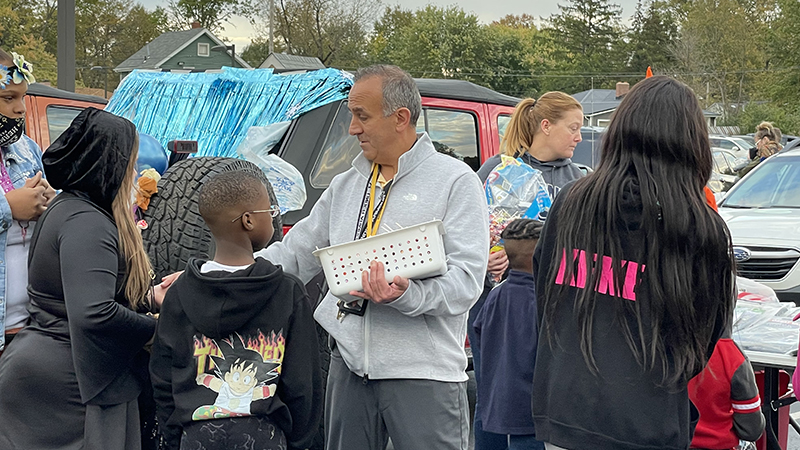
[[24, 83, 107, 150]]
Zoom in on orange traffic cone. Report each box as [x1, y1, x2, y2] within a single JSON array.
[[646, 66, 653, 78]]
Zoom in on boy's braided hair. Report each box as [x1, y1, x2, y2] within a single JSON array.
[[502, 218, 544, 241]]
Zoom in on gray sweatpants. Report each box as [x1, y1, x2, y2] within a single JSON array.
[[325, 351, 469, 450]]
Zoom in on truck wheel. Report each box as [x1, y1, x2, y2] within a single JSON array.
[[141, 157, 283, 280]]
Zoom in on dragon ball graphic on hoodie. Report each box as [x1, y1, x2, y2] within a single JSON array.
[[192, 330, 284, 420]]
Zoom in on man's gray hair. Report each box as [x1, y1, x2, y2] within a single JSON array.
[[354, 65, 421, 126]]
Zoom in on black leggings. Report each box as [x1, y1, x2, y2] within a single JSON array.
[[180, 416, 287, 450]]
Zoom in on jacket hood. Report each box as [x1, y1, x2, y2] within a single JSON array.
[[619, 177, 644, 230], [180, 257, 284, 337], [43, 107, 136, 214]]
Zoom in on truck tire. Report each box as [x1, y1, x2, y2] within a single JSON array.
[[141, 157, 283, 280]]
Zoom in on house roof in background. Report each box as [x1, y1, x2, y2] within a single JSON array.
[[115, 28, 250, 73], [571, 89, 621, 116], [115, 29, 205, 72], [573, 88, 722, 118], [260, 53, 325, 70]]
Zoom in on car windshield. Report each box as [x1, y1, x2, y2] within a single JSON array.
[[722, 156, 800, 208]]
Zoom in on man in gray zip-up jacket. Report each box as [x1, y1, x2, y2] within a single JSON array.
[[258, 65, 488, 450]]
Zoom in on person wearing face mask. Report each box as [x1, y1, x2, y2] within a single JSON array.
[[471, 92, 585, 450], [0, 48, 55, 354]]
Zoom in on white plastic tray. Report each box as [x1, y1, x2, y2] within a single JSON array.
[[313, 220, 447, 297]]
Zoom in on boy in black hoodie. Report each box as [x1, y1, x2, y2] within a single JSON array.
[[150, 171, 322, 450]]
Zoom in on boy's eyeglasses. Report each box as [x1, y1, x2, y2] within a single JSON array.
[[230, 205, 281, 223]]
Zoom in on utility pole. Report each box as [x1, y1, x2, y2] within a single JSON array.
[[269, 0, 274, 54], [57, 0, 76, 91]]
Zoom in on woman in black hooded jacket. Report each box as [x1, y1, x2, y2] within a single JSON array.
[[0, 108, 167, 450]]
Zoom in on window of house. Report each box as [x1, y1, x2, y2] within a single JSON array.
[[46, 105, 83, 143], [596, 119, 610, 127], [197, 43, 210, 57], [418, 108, 480, 171]]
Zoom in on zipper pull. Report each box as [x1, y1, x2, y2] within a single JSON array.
[[362, 374, 369, 385]]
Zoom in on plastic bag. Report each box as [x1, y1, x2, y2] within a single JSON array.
[[733, 299, 800, 355], [484, 155, 552, 250], [236, 122, 307, 214], [737, 276, 780, 302]]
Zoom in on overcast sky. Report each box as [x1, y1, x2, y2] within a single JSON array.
[[140, 0, 641, 49]]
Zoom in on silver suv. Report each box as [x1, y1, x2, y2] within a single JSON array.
[[718, 147, 800, 303]]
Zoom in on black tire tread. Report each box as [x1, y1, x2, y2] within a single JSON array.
[[142, 157, 283, 280]]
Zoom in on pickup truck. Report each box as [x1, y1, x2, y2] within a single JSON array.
[[276, 78, 519, 231], [129, 71, 521, 279]]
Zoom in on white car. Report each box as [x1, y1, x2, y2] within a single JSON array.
[[710, 135, 753, 159], [718, 147, 800, 303]]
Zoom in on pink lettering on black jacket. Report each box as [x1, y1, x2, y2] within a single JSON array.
[[555, 249, 646, 301]]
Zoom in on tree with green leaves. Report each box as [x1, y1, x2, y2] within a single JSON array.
[[368, 5, 488, 81], [240, 35, 286, 67], [247, 0, 378, 68], [367, 6, 414, 65], [479, 16, 551, 97], [671, 0, 764, 120], [763, 0, 800, 107], [626, 0, 678, 73], [168, 0, 248, 33], [545, 0, 625, 91]]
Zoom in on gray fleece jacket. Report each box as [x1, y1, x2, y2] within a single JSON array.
[[258, 133, 489, 382]]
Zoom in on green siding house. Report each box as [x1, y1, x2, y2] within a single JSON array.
[[114, 25, 250, 76]]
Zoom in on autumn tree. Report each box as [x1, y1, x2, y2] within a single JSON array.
[[0, 0, 38, 49]]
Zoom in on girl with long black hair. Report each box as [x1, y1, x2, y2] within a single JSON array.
[[531, 76, 736, 450]]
